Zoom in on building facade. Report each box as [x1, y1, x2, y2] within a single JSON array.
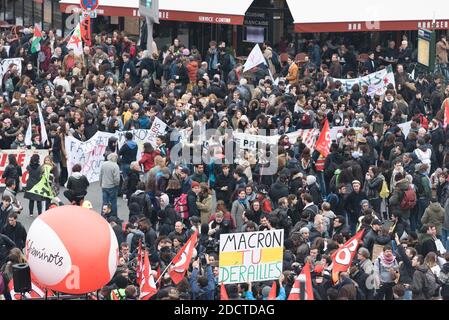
[[1, 0, 448, 56]]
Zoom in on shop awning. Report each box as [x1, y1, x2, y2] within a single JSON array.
[[286, 0, 449, 32], [159, 0, 253, 25], [60, 0, 254, 24]]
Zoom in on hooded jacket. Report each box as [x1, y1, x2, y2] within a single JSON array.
[[66, 172, 89, 196], [129, 190, 153, 220], [439, 263, 449, 298], [389, 178, 412, 220], [421, 201, 445, 235], [119, 140, 138, 165], [411, 265, 429, 300]]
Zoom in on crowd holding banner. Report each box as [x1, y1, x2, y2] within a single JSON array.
[[329, 65, 396, 97], [1, 23, 449, 302]]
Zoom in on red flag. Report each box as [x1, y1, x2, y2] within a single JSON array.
[[220, 283, 229, 300], [443, 98, 449, 129], [80, 15, 92, 47], [33, 24, 43, 38], [168, 230, 198, 284], [267, 281, 277, 300], [139, 250, 158, 300], [287, 262, 314, 300], [331, 230, 365, 283], [315, 118, 331, 157], [136, 240, 143, 285]]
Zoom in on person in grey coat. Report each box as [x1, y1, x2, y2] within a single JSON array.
[[231, 188, 249, 230], [99, 153, 121, 216]]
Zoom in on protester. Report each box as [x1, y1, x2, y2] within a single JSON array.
[[2, 25, 449, 301]]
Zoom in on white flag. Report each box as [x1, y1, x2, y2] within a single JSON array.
[[243, 44, 267, 73], [66, 22, 83, 56], [37, 104, 48, 146], [25, 117, 32, 146]]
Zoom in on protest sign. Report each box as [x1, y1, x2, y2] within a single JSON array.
[[233, 129, 319, 151], [148, 117, 168, 148], [65, 131, 113, 183], [219, 229, 284, 284], [0, 58, 23, 87], [0, 149, 48, 187], [329, 65, 395, 97]]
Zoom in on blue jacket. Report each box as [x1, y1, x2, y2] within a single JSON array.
[[190, 265, 215, 300], [119, 140, 138, 165], [245, 287, 286, 300]]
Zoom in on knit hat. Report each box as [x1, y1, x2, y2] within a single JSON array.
[[191, 181, 200, 188], [181, 167, 190, 175], [306, 175, 316, 186], [360, 199, 369, 207], [300, 227, 310, 234], [261, 286, 271, 298], [352, 180, 361, 186]]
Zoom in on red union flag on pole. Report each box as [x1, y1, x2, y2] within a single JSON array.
[[267, 281, 277, 300], [168, 230, 198, 284], [139, 250, 158, 300], [220, 283, 229, 300], [443, 98, 449, 129], [315, 118, 331, 157], [136, 240, 143, 285], [331, 229, 365, 283], [288, 261, 314, 300], [243, 44, 267, 73]]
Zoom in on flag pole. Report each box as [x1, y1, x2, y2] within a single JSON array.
[[62, 27, 76, 44], [155, 260, 173, 285]]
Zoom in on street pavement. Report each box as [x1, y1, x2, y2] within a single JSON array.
[[16, 182, 129, 232]]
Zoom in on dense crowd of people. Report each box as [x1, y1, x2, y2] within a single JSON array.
[[0, 25, 449, 300]]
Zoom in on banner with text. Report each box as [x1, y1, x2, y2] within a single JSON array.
[[0, 149, 48, 186], [219, 229, 284, 284], [0, 58, 23, 87], [65, 131, 113, 183], [329, 65, 395, 97], [233, 129, 320, 151]]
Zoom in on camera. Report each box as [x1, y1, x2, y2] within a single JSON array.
[[205, 238, 219, 254]]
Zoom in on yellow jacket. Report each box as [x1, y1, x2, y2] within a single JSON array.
[[286, 62, 299, 85]]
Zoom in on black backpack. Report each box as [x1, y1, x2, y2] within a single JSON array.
[[412, 173, 425, 197]]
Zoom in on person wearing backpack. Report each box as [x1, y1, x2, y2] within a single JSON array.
[[421, 198, 445, 239], [412, 163, 432, 232], [438, 253, 449, 300], [389, 177, 415, 227]]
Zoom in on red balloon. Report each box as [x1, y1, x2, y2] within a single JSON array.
[[26, 206, 119, 294]]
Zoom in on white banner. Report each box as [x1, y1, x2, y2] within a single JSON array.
[[66, 122, 168, 182], [233, 128, 320, 151], [0, 58, 23, 87], [330, 65, 395, 97], [65, 131, 113, 183], [329, 121, 411, 141]]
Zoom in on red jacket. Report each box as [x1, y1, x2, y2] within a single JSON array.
[[139, 151, 158, 173]]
